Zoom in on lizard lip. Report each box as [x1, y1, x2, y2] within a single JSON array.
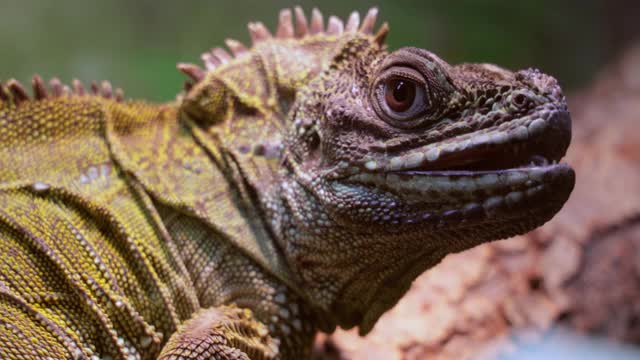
[[394, 154, 558, 176], [395, 157, 559, 176], [366, 110, 571, 175]]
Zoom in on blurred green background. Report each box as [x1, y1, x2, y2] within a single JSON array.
[[1, 0, 638, 101]]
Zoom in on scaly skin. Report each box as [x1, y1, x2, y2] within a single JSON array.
[[0, 7, 574, 359]]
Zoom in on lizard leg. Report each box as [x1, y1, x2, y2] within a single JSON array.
[[158, 305, 278, 360]]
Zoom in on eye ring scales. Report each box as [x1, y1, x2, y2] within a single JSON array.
[[370, 47, 458, 130]]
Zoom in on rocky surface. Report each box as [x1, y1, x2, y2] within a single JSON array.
[[313, 44, 640, 360]]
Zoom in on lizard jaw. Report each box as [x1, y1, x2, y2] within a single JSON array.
[[325, 161, 575, 334], [343, 162, 574, 223]]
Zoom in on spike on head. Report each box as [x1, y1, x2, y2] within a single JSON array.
[[294, 7, 309, 37], [327, 16, 344, 35], [374, 22, 389, 47], [90, 81, 99, 95], [225, 39, 248, 57], [248, 22, 273, 44], [360, 7, 379, 34], [7, 79, 29, 103], [32, 75, 48, 100], [276, 9, 294, 39], [101, 81, 113, 98], [345, 11, 361, 32], [201, 53, 220, 70], [212, 48, 232, 64], [177, 63, 205, 81], [49, 78, 63, 97], [72, 79, 86, 96], [310, 8, 324, 34]]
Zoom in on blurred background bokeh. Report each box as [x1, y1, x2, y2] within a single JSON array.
[[1, 0, 639, 101]]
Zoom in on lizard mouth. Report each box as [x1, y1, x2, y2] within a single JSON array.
[[379, 110, 572, 176], [336, 110, 574, 227], [395, 150, 558, 175]]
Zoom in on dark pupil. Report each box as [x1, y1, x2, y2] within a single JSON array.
[[393, 81, 411, 101], [385, 79, 416, 113]]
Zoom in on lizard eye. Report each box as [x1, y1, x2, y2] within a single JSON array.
[[373, 67, 430, 128], [384, 78, 418, 113]]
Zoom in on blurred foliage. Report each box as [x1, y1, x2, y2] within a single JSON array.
[[1, 0, 638, 101]]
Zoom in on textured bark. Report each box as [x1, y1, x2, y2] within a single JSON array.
[[314, 44, 640, 360]]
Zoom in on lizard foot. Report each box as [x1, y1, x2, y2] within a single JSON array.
[[159, 305, 279, 360]]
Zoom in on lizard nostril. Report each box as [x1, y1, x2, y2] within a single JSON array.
[[510, 92, 534, 111], [513, 93, 527, 107]]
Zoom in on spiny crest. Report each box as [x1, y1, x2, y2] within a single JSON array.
[[0, 75, 124, 106], [177, 7, 389, 89]]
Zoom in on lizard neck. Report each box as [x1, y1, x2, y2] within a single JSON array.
[[266, 177, 444, 334]]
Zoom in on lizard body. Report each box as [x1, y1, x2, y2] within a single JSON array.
[[0, 7, 574, 359]]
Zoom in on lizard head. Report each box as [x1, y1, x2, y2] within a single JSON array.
[[178, 7, 575, 335], [279, 13, 574, 333]]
